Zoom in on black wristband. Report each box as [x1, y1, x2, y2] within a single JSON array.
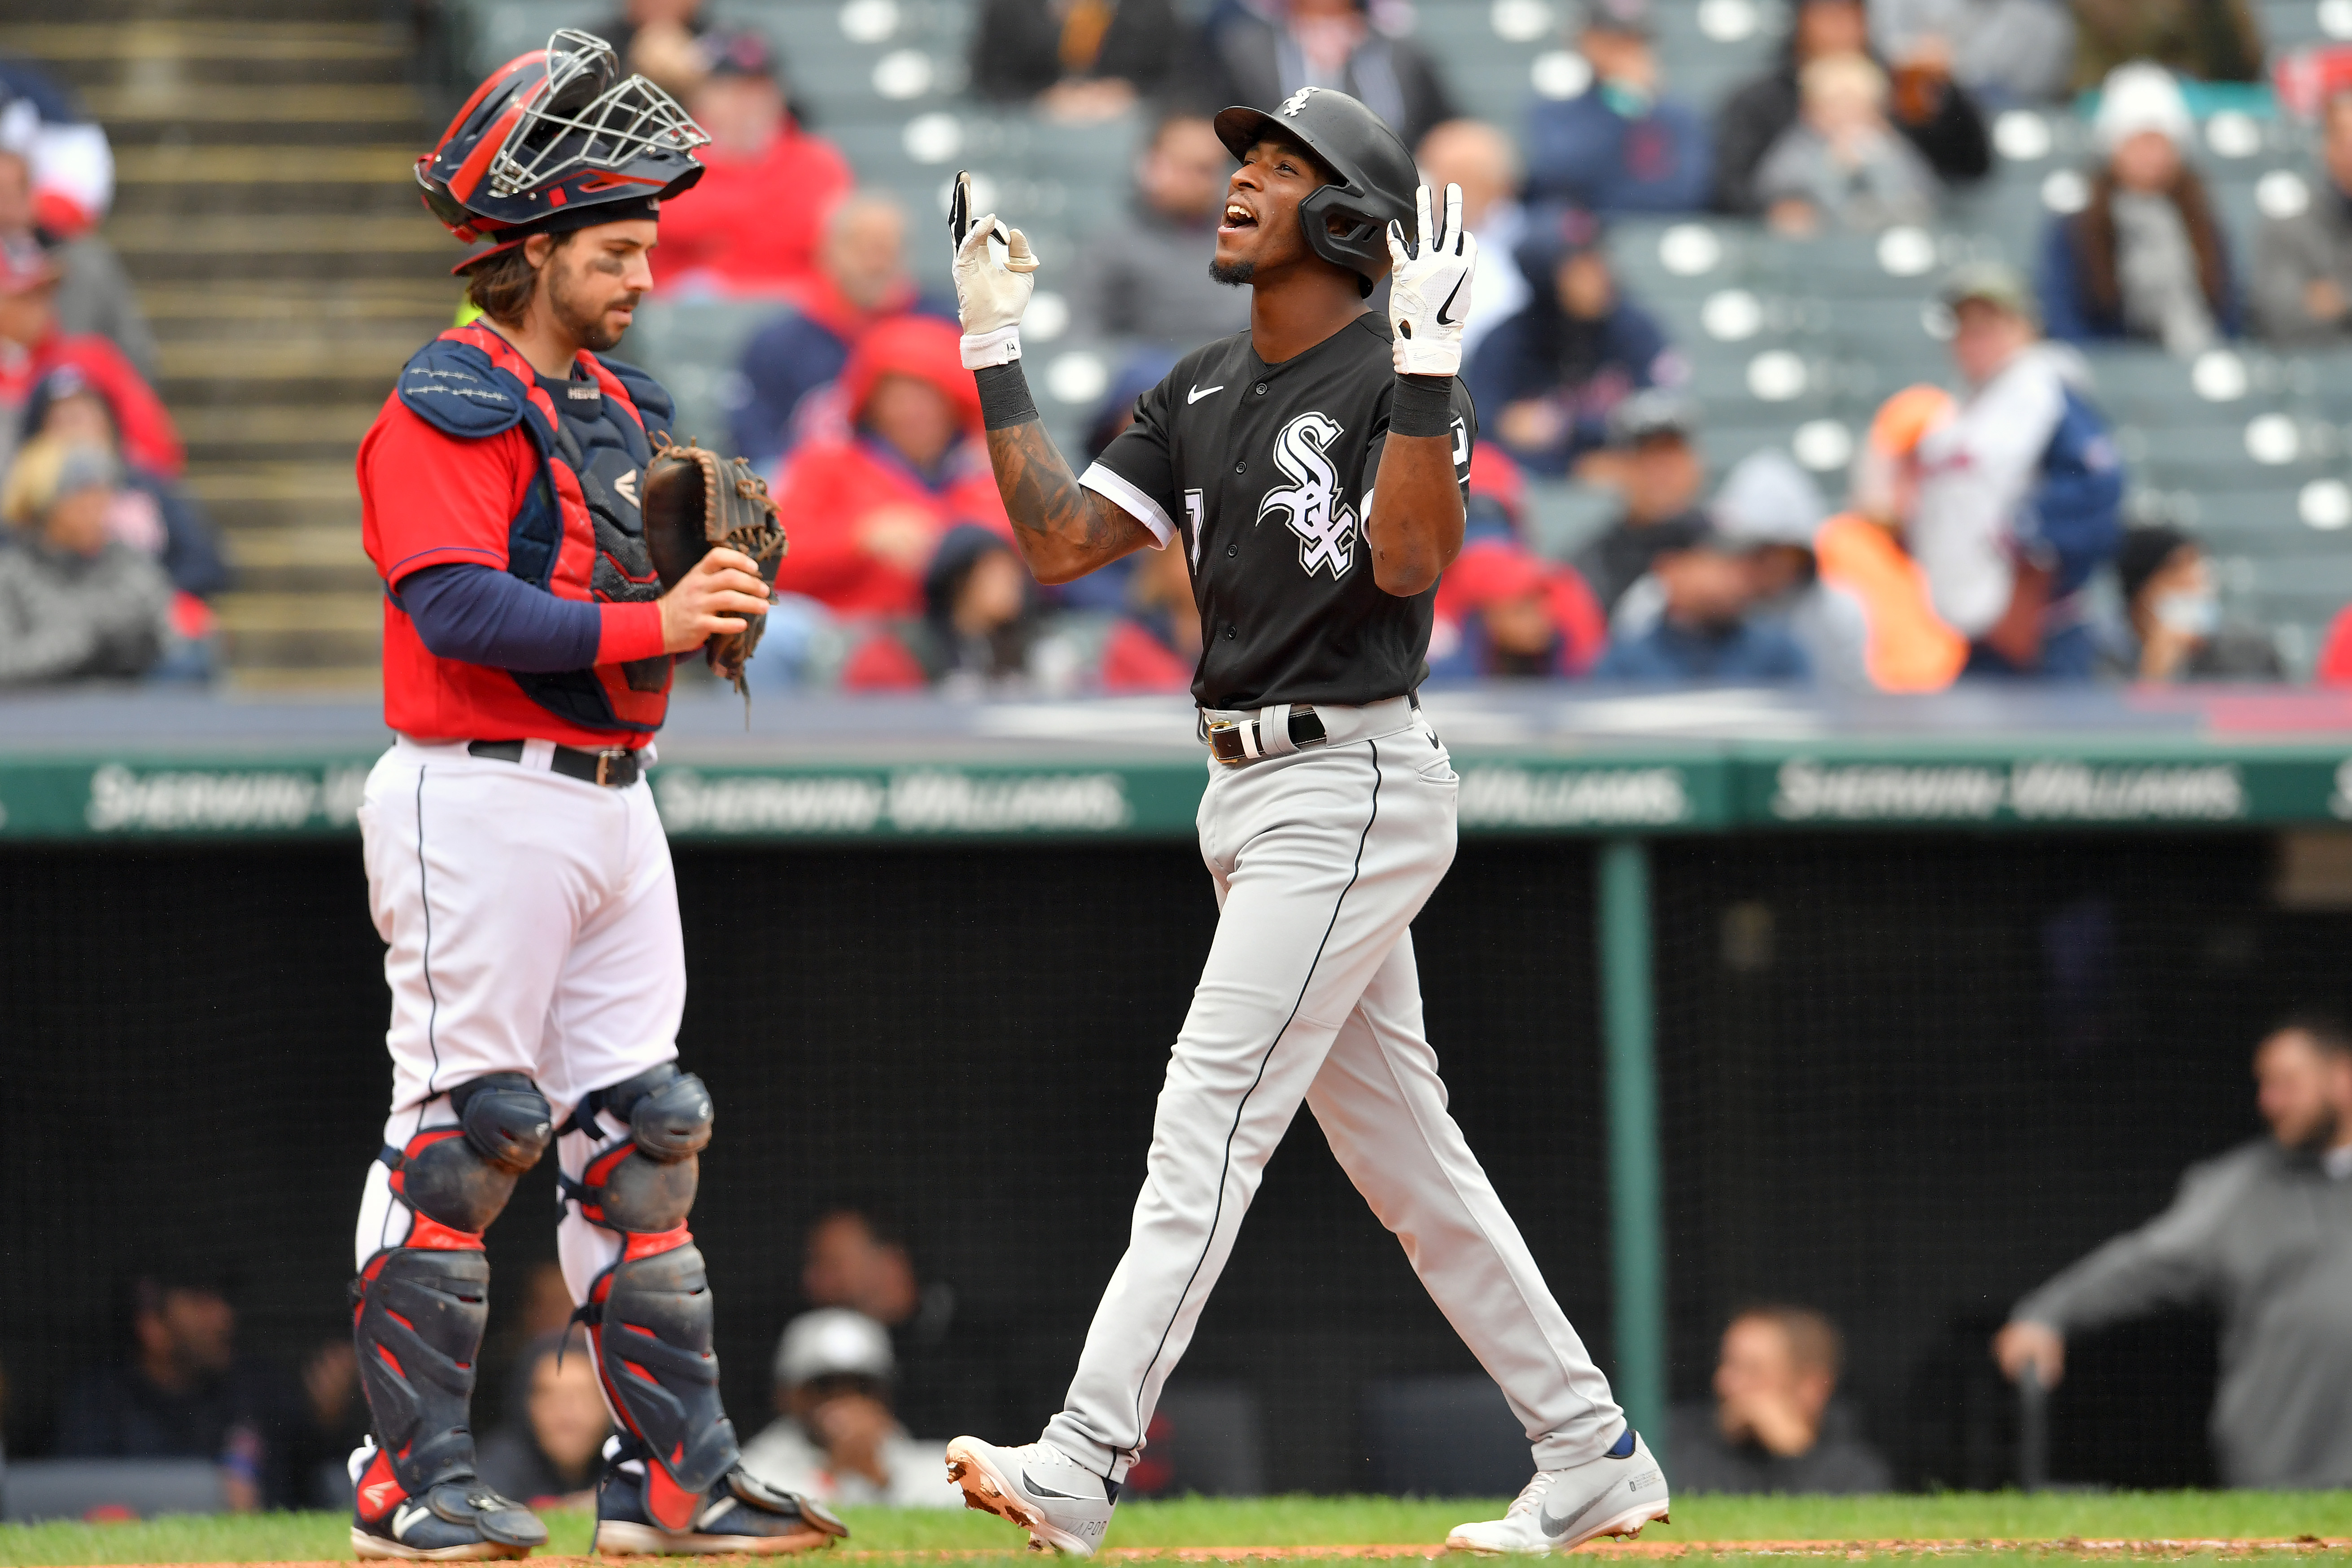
[[1389, 373, 1455, 438], [974, 361, 1039, 431]]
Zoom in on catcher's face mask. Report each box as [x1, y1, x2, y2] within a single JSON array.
[[418, 30, 709, 254], [487, 31, 707, 201]]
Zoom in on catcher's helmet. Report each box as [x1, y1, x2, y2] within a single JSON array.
[[1213, 86, 1418, 298], [417, 30, 708, 271]]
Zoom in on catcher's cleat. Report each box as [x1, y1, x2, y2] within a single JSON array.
[[348, 1442, 546, 1561], [591, 1437, 846, 1556], [944, 1436, 1117, 1557], [1444, 1428, 1670, 1555]]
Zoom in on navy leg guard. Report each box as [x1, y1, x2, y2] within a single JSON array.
[[351, 1075, 553, 1551], [564, 1065, 747, 1534]]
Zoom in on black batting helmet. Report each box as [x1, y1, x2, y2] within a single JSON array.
[[417, 30, 709, 273], [1213, 86, 1418, 298]]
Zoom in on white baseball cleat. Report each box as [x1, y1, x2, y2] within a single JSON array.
[[1446, 1429, 1670, 1555], [944, 1436, 1117, 1556]]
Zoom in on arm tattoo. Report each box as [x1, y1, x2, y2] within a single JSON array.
[[986, 419, 1149, 575]]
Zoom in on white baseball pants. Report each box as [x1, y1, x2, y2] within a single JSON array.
[[350, 737, 683, 1301], [1042, 704, 1625, 1481]]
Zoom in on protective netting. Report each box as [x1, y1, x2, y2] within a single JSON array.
[[0, 834, 2336, 1494]]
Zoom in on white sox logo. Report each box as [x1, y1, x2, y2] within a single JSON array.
[[1278, 85, 1319, 117], [1255, 411, 1358, 579]]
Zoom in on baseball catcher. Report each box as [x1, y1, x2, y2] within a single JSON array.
[[345, 30, 837, 1560]]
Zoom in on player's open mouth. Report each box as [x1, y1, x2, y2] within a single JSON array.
[[1219, 202, 1259, 234]]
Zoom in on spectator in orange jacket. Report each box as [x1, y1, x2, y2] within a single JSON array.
[[653, 30, 851, 297], [1813, 383, 1968, 692], [768, 317, 1009, 617], [0, 236, 179, 480]]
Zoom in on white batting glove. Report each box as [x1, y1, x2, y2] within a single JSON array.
[[1386, 182, 1477, 379], [949, 170, 1038, 369]]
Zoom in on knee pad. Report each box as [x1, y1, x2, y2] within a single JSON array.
[[562, 1063, 711, 1235], [388, 1073, 555, 1234], [565, 1065, 735, 1530], [352, 1245, 492, 1501]]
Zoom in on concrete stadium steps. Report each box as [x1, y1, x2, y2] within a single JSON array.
[[0, 9, 450, 688]]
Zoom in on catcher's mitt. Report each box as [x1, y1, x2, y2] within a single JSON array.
[[641, 432, 788, 697]]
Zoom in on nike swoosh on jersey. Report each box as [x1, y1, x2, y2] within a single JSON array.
[[1434, 274, 1467, 328], [1187, 384, 1225, 404]]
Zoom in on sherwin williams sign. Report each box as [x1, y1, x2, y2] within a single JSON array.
[[2, 744, 2349, 840]]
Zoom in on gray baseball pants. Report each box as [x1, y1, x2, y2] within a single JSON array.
[[1041, 698, 1625, 1481]]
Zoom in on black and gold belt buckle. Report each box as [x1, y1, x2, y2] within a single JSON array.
[[594, 748, 630, 787]]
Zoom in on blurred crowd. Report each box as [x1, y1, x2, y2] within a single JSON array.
[[20, 0, 2352, 691], [572, 0, 2352, 697], [17, 1010, 2348, 1501], [0, 62, 223, 688]]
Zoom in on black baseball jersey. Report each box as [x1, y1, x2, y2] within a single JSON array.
[[1080, 312, 1475, 710]]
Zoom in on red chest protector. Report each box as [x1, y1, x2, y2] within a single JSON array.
[[393, 324, 673, 734]]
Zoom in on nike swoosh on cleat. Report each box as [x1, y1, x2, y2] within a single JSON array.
[[1021, 1471, 1089, 1500], [1434, 274, 1467, 328], [1539, 1481, 1627, 1540], [390, 1503, 433, 1540], [1187, 384, 1225, 404]]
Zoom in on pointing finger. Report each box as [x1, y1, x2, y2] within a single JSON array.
[[949, 170, 971, 242]]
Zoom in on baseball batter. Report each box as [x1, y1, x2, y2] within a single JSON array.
[[939, 89, 1671, 1556], [345, 31, 839, 1561]]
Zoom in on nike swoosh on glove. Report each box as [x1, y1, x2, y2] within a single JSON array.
[[1386, 181, 1477, 379], [949, 169, 1038, 369]]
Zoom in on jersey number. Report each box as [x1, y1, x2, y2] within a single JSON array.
[[1185, 489, 1205, 571]]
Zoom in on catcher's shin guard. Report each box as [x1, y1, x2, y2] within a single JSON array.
[[352, 1075, 553, 1547], [563, 1064, 743, 1534]]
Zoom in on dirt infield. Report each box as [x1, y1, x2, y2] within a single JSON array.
[[73, 1552, 2352, 1564]]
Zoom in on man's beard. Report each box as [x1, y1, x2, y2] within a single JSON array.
[[548, 262, 634, 352], [2290, 1105, 2343, 1154], [1209, 257, 1255, 287]]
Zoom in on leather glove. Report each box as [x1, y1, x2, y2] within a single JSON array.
[[1385, 182, 1477, 379], [949, 170, 1038, 369]]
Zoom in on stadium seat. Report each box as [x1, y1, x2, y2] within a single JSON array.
[[621, 297, 791, 453]]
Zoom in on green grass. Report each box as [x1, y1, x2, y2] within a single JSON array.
[[2, 1495, 2351, 1566]]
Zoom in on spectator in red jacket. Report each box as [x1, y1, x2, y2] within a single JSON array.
[[0, 236, 179, 480], [769, 317, 1009, 617], [841, 524, 1043, 693], [1425, 538, 1606, 682], [653, 30, 850, 298], [1096, 533, 1198, 693], [729, 193, 953, 465]]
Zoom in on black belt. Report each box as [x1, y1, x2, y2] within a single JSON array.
[[467, 738, 642, 788], [1200, 705, 1329, 766]]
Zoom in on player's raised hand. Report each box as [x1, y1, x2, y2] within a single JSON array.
[[1385, 181, 1477, 380], [658, 545, 770, 654], [949, 170, 1039, 368]]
